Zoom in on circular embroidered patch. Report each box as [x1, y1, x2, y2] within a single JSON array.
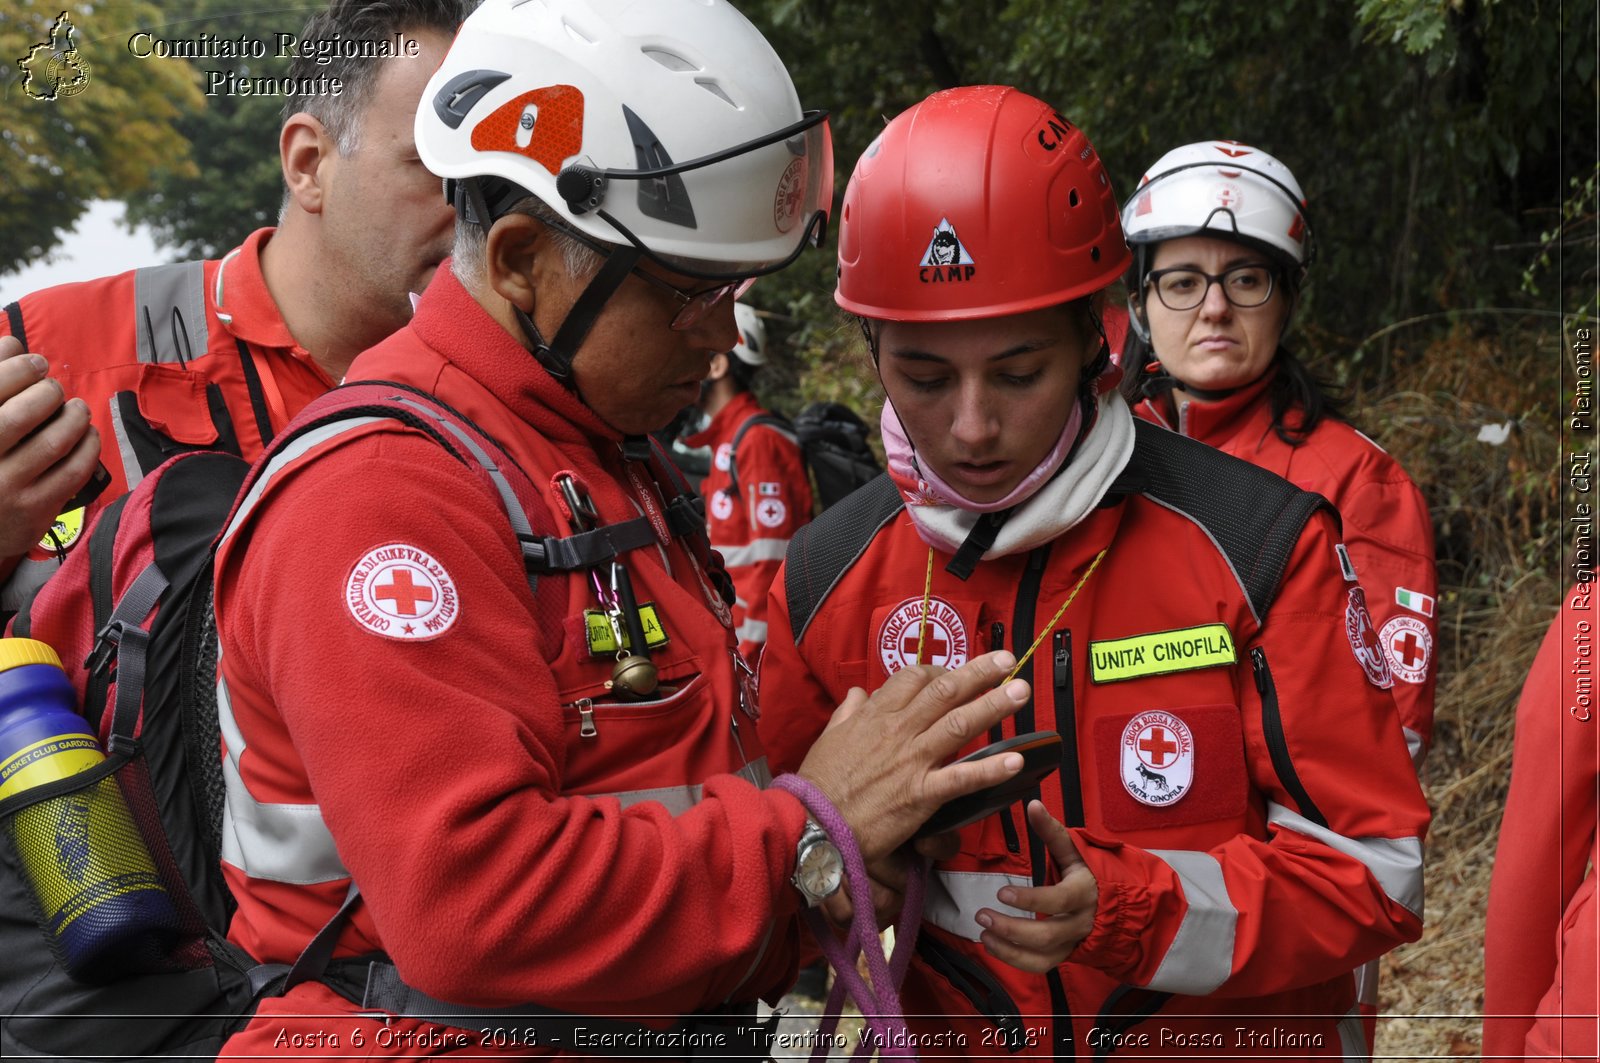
[[878, 596, 969, 674], [345, 543, 458, 641], [1380, 614, 1432, 685], [755, 497, 787, 529], [714, 443, 733, 472], [710, 490, 734, 521], [1344, 587, 1394, 689], [1120, 710, 1194, 807], [37, 506, 85, 552], [773, 157, 806, 234]]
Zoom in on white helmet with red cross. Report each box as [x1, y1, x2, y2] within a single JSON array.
[[417, 0, 833, 280], [1121, 140, 1311, 274]]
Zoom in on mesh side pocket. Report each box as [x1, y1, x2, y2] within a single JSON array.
[[0, 748, 210, 983]]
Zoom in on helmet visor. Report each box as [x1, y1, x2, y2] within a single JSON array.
[[582, 110, 834, 280]]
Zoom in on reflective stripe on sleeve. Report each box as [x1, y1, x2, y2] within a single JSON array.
[[610, 756, 772, 815], [1403, 726, 1425, 770], [922, 869, 1033, 942], [1337, 1004, 1368, 1061], [719, 539, 791, 567], [217, 416, 389, 556], [1144, 849, 1236, 994], [1267, 803, 1424, 919], [217, 662, 348, 886]]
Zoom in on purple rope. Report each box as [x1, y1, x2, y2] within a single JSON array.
[[772, 775, 927, 1060]]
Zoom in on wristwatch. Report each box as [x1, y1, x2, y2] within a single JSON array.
[[792, 818, 844, 907]]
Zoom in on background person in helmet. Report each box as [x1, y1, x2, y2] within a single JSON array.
[[211, 1, 1031, 1055], [681, 301, 813, 660], [1118, 141, 1440, 1055], [0, 0, 465, 626], [759, 86, 1428, 1059], [1119, 140, 1438, 770]]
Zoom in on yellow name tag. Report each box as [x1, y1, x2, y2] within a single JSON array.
[[37, 506, 86, 552], [1090, 623, 1236, 683], [584, 603, 670, 655]]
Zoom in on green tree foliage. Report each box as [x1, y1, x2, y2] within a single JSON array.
[[119, 0, 302, 258], [0, 0, 203, 274], [737, 0, 1594, 400]]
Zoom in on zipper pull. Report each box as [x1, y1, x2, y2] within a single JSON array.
[[576, 698, 597, 738], [1053, 630, 1070, 690], [989, 621, 1006, 653], [1250, 646, 1269, 694]]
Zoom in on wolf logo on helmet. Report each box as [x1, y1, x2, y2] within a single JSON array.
[[919, 219, 976, 283]]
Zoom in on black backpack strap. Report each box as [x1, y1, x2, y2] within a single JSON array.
[[282, 882, 362, 992], [79, 492, 131, 733], [783, 472, 902, 642], [4, 300, 25, 350], [1107, 420, 1335, 626], [727, 412, 794, 499]]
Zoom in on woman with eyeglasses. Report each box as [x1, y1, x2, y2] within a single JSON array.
[[1119, 141, 1438, 1053]]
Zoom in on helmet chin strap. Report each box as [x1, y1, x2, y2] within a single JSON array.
[[460, 175, 646, 408]]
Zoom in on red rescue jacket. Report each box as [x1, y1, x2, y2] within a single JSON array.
[[684, 391, 812, 658], [1484, 586, 1599, 1061], [212, 266, 808, 1056], [760, 413, 1428, 1059], [1134, 371, 1438, 764], [1, 229, 333, 615]]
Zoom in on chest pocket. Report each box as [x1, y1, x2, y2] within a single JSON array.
[[1093, 704, 1249, 834], [849, 594, 988, 685]]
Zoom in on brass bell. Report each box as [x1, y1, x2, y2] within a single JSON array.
[[610, 653, 659, 698]]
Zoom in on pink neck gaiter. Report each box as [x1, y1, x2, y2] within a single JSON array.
[[881, 357, 1121, 513]]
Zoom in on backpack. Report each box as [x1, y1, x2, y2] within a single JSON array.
[[0, 380, 630, 1060], [728, 401, 882, 513]]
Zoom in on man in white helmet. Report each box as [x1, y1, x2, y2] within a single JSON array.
[[210, 0, 1031, 1054], [681, 301, 813, 660]]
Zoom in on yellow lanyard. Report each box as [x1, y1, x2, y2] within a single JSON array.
[[915, 546, 1109, 683]]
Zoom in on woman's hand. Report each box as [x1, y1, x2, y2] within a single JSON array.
[[975, 801, 1098, 973]]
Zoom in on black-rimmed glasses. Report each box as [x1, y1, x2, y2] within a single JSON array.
[[1146, 264, 1277, 311]]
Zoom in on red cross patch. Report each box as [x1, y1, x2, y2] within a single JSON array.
[[1379, 614, 1432, 685], [1120, 710, 1195, 807], [1344, 587, 1394, 689], [755, 497, 788, 529], [878, 596, 970, 675], [345, 543, 459, 641]]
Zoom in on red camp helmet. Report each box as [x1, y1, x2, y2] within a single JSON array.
[[835, 85, 1130, 322]]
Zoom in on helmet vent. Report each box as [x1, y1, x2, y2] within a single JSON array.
[[562, 18, 597, 45], [694, 77, 737, 108], [1090, 246, 1101, 261], [643, 46, 701, 73], [1069, 188, 1080, 207]]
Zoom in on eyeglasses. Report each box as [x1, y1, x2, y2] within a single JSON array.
[[627, 269, 754, 331], [555, 220, 755, 331], [1145, 264, 1277, 311]]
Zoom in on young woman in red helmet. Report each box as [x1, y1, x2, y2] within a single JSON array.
[[759, 87, 1428, 1059], [1119, 142, 1438, 773]]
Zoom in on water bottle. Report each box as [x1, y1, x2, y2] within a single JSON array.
[[0, 637, 179, 980]]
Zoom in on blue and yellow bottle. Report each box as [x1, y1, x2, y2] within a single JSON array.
[[0, 637, 179, 979]]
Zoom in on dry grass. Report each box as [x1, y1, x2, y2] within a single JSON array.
[[1348, 324, 1569, 1060]]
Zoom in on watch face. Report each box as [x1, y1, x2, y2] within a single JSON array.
[[798, 838, 844, 899]]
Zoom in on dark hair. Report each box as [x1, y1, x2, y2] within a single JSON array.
[[1119, 328, 1346, 446], [725, 355, 760, 393], [281, 0, 472, 151]]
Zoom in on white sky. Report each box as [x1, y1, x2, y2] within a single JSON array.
[[0, 200, 169, 305]]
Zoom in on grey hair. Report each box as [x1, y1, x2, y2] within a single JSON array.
[[451, 196, 606, 289]]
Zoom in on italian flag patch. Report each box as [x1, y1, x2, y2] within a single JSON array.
[[1395, 587, 1435, 617]]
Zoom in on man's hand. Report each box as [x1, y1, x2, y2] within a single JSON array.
[[0, 337, 99, 565], [796, 651, 1029, 865], [975, 801, 1098, 973]]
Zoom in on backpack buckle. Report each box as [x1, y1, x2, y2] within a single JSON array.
[[84, 619, 127, 676]]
